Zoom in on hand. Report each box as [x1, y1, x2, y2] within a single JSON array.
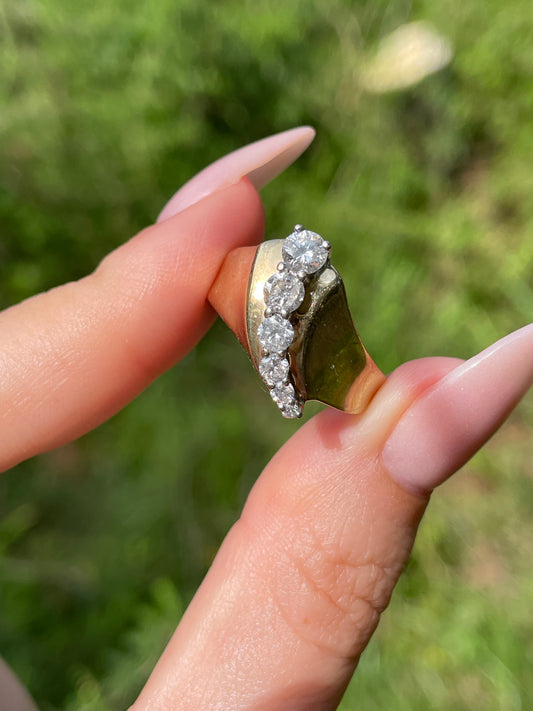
[[2, 128, 532, 711]]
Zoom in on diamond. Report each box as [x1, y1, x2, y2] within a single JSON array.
[[282, 229, 328, 275], [264, 272, 305, 314], [270, 381, 296, 408], [259, 354, 289, 386], [282, 401, 303, 419], [258, 314, 294, 353]]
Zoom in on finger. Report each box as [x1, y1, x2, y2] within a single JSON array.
[[208, 245, 256, 348], [381, 323, 533, 492], [0, 658, 38, 711], [158, 126, 315, 219], [132, 317, 533, 710], [0, 181, 262, 471], [132, 357, 457, 711], [0, 126, 316, 472]]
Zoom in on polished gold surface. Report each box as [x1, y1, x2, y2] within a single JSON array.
[[246, 240, 385, 414]]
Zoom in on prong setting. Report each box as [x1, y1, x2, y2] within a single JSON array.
[[257, 225, 332, 419]]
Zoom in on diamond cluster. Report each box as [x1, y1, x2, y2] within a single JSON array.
[[257, 226, 330, 418]]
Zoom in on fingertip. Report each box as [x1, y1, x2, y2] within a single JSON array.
[[157, 126, 315, 221], [382, 325, 533, 494], [208, 245, 257, 349]]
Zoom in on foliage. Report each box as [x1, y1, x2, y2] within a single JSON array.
[[0, 0, 532, 709]]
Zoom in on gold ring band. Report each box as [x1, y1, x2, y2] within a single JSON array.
[[245, 226, 385, 418]]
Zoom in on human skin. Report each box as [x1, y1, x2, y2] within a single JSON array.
[[1, 129, 531, 710]]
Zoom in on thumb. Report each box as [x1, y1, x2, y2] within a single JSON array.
[[132, 326, 533, 710]]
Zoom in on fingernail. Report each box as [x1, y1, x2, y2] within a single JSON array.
[[157, 126, 315, 221], [382, 324, 533, 494]]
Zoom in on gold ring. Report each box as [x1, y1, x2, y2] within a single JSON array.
[[245, 225, 385, 418]]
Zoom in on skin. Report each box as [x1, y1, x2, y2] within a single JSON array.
[[1, 131, 532, 709]]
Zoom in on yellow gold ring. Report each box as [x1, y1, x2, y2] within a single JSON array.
[[245, 225, 385, 418]]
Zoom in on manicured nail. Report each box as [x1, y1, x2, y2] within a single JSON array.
[[158, 126, 315, 221], [382, 324, 533, 494]]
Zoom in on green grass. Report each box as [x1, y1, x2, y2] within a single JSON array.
[[0, 0, 532, 709]]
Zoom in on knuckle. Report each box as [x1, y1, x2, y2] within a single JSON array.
[[269, 524, 398, 661]]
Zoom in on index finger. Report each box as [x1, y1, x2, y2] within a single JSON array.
[[0, 126, 317, 471], [0, 179, 263, 471]]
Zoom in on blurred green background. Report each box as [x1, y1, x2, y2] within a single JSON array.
[[1, 0, 532, 709]]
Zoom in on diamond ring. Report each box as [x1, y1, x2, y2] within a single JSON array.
[[245, 225, 385, 418]]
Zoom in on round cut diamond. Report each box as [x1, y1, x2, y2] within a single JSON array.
[[282, 401, 303, 419], [264, 272, 305, 314], [259, 354, 289, 386], [282, 229, 328, 275], [258, 314, 294, 353], [270, 382, 296, 408]]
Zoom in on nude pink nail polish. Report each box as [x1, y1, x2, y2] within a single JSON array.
[[382, 324, 533, 494], [157, 126, 315, 221]]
